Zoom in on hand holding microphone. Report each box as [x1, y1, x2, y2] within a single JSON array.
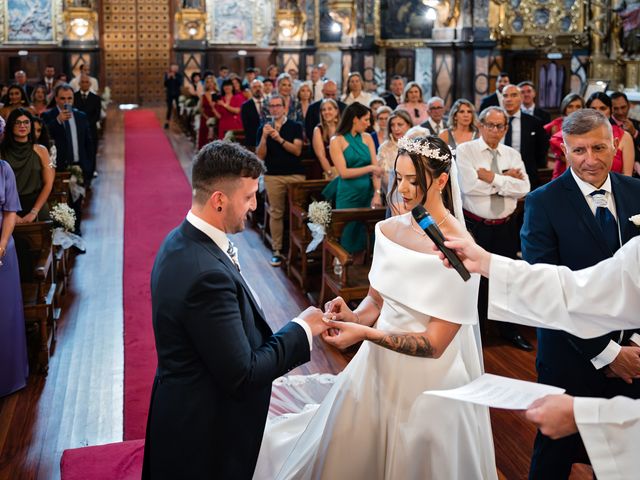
[[411, 205, 471, 281]]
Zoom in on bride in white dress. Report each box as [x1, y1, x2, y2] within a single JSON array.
[[254, 136, 497, 479]]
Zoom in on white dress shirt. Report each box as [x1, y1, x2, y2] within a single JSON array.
[[427, 118, 445, 134], [569, 169, 623, 369], [342, 91, 373, 106], [501, 110, 521, 152], [456, 138, 531, 219], [186, 210, 313, 349], [521, 104, 535, 116]]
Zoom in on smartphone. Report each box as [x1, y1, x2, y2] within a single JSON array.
[[64, 103, 72, 112]]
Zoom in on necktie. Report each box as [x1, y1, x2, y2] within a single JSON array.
[[504, 116, 514, 147], [82, 93, 88, 102], [433, 122, 440, 135], [590, 190, 619, 253], [489, 149, 505, 216], [63, 120, 74, 164], [312, 82, 316, 100], [227, 239, 241, 271]]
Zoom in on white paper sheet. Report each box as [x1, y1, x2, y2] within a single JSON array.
[[423, 373, 565, 410]]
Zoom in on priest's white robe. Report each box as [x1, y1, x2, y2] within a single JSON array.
[[486, 236, 640, 480]]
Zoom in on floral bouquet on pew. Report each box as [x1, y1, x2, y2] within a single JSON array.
[[306, 200, 332, 253], [67, 165, 86, 202], [50, 203, 86, 252]]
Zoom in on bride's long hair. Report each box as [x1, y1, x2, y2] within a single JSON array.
[[389, 135, 454, 215]]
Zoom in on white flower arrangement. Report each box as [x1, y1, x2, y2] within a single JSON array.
[[50, 203, 76, 232], [630, 214, 640, 227], [306, 200, 333, 253]]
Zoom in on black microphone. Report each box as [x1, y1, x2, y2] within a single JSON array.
[[411, 205, 471, 281]]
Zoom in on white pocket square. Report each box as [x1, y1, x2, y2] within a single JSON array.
[[531, 132, 536, 135]]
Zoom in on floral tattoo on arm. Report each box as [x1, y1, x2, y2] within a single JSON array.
[[372, 334, 435, 358]]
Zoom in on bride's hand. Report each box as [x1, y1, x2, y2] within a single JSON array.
[[322, 319, 369, 350], [323, 296, 357, 323]]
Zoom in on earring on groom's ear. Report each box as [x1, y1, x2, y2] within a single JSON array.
[[217, 206, 222, 212]]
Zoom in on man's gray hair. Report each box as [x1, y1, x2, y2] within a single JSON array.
[[562, 109, 612, 141], [478, 106, 508, 124], [427, 96, 444, 107]]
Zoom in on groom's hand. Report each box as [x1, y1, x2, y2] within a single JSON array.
[[298, 306, 330, 336], [322, 319, 368, 350], [323, 296, 357, 323]]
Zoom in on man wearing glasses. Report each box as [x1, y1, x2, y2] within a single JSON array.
[[256, 94, 305, 266], [456, 106, 533, 351], [420, 96, 446, 135]]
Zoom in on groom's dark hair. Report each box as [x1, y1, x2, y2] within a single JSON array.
[[192, 140, 265, 204]]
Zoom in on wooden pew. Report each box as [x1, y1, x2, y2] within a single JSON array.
[[318, 207, 387, 307], [286, 179, 330, 293], [14, 220, 57, 374]]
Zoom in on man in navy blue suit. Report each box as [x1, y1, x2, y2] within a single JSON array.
[[42, 83, 95, 235], [521, 109, 640, 479], [141, 141, 328, 479]]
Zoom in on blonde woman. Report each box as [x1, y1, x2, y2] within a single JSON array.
[[294, 81, 313, 126], [342, 72, 373, 106], [438, 98, 478, 155], [377, 109, 412, 201], [398, 81, 428, 126], [312, 98, 341, 178]]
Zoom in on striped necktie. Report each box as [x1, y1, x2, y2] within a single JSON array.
[[590, 190, 619, 254]]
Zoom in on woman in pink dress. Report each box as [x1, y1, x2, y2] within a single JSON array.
[[545, 93, 584, 179], [214, 79, 243, 139], [197, 75, 219, 149]]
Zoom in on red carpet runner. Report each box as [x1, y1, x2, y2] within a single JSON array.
[[61, 110, 191, 479]]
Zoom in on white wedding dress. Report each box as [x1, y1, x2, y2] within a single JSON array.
[[254, 213, 498, 480]]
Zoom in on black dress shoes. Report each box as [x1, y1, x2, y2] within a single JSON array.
[[505, 334, 534, 351]]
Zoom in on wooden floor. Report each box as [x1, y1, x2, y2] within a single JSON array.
[[0, 107, 590, 480]]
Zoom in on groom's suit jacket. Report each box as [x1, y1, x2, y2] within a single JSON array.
[[141, 220, 310, 480], [521, 169, 640, 396]]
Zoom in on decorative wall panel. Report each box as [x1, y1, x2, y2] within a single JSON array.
[[102, 0, 171, 104]]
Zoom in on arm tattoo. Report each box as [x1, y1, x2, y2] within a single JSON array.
[[372, 334, 435, 358]]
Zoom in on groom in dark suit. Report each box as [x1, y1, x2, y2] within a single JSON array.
[[521, 109, 640, 479], [141, 141, 328, 480]]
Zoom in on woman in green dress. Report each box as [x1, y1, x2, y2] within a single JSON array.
[[324, 102, 383, 253]]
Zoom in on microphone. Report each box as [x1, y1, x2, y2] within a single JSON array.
[[411, 205, 471, 281]]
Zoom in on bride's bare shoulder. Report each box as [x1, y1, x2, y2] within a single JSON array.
[[378, 213, 410, 241], [440, 214, 468, 239]]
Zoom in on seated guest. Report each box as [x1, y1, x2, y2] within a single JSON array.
[[518, 81, 551, 125], [213, 79, 243, 140], [342, 72, 372, 106], [240, 79, 265, 150], [374, 105, 392, 143], [0, 109, 54, 222], [293, 81, 313, 133], [197, 75, 219, 150], [0, 119, 29, 397], [312, 99, 341, 179], [324, 102, 383, 254], [30, 85, 50, 116], [256, 94, 305, 267], [377, 109, 412, 202], [420, 96, 446, 135], [32, 117, 57, 168], [305, 80, 346, 141], [438, 98, 479, 155], [545, 93, 584, 180], [0, 85, 35, 120], [398, 82, 429, 126]]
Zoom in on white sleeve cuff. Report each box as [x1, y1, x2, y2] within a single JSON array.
[[292, 317, 313, 351], [590, 340, 622, 370], [491, 173, 505, 190], [630, 333, 640, 347]]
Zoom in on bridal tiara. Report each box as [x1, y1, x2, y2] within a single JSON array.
[[397, 136, 451, 163]]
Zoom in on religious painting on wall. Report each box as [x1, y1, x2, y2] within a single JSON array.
[[315, 0, 342, 44], [209, 0, 254, 43], [5, 0, 56, 43], [375, 0, 433, 45]]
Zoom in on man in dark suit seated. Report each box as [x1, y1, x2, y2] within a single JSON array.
[[611, 91, 640, 175], [380, 75, 405, 110], [304, 80, 346, 141], [74, 75, 102, 160], [502, 84, 549, 189], [42, 83, 95, 235], [479, 71, 510, 112], [518, 81, 551, 126], [141, 141, 328, 480], [240, 79, 265, 150], [521, 108, 640, 479]]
